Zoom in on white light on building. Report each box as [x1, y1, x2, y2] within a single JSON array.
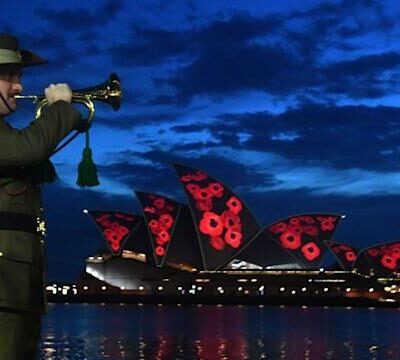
[[45, 285, 57, 295]]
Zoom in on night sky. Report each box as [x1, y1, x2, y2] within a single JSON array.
[[3, 0, 400, 281]]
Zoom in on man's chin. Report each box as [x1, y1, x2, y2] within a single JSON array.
[[8, 100, 17, 112]]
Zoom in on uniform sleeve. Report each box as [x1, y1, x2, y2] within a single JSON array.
[[0, 101, 83, 168]]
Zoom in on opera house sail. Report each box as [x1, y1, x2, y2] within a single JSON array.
[[53, 162, 399, 307]]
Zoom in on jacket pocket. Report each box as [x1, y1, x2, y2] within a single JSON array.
[[0, 231, 34, 263], [0, 179, 28, 205], [0, 258, 30, 306]]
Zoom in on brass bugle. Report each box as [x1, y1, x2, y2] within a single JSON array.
[[15, 73, 122, 123]]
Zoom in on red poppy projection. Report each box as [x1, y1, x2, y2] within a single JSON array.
[[266, 214, 342, 268], [324, 241, 359, 270], [135, 191, 181, 267], [354, 241, 400, 276], [84, 163, 399, 276], [86, 210, 141, 256], [173, 162, 260, 271]]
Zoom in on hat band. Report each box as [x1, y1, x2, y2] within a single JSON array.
[[0, 49, 22, 64]]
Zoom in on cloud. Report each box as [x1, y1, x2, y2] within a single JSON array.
[[212, 104, 400, 171], [36, 0, 124, 32], [320, 52, 400, 98], [131, 2, 398, 104], [169, 43, 307, 101]]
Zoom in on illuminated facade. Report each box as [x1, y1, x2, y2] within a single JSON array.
[[72, 163, 399, 305]]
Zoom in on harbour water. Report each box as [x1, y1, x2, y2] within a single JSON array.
[[39, 303, 400, 359]]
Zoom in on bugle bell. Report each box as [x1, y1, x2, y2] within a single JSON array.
[[15, 73, 122, 123]]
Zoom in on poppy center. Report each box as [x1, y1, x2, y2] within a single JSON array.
[[210, 219, 219, 228]]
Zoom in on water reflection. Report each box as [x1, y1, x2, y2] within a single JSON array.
[[39, 304, 400, 359]]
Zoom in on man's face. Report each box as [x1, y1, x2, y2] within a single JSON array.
[[0, 64, 23, 116]]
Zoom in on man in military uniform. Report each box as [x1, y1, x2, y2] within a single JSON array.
[[0, 33, 84, 359]]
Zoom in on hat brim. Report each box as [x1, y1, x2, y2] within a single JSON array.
[[0, 49, 46, 67], [20, 49, 46, 66]]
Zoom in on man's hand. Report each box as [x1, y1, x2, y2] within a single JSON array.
[[44, 83, 72, 105]]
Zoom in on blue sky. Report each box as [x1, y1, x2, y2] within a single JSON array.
[[3, 0, 400, 280]]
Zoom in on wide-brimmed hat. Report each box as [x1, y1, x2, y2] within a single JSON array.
[[0, 33, 46, 67]]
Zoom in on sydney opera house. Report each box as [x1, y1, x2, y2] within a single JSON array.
[[48, 163, 400, 306]]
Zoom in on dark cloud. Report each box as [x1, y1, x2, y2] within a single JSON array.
[[170, 154, 279, 190], [108, 27, 193, 67], [322, 51, 400, 80], [169, 43, 307, 100], [212, 104, 400, 171], [97, 158, 185, 201], [101, 148, 280, 195], [120, 1, 398, 104], [36, 0, 124, 32], [107, 13, 282, 67], [197, 14, 283, 45], [100, 102, 400, 174], [146, 95, 179, 106], [8, 0, 400, 108], [167, 26, 399, 102], [291, 0, 381, 22], [15, 1, 126, 75], [320, 52, 400, 98]]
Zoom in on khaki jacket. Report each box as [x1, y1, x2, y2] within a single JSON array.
[[0, 101, 82, 313]]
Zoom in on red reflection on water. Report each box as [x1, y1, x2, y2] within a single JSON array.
[[194, 336, 248, 359], [193, 307, 249, 359]]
